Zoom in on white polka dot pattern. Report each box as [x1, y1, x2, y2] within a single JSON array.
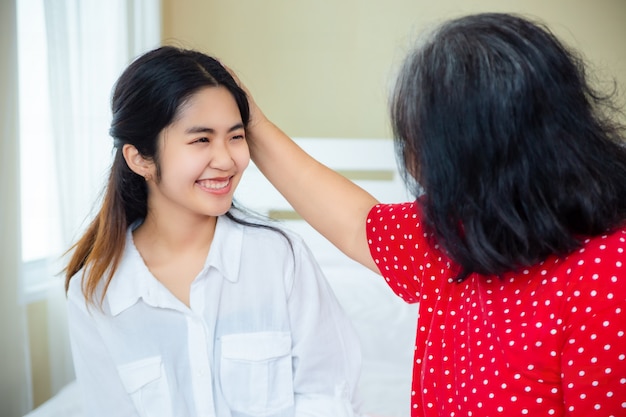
[[366, 202, 626, 417]]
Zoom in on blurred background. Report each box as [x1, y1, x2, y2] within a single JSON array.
[[162, 0, 626, 138], [2, 0, 625, 416]]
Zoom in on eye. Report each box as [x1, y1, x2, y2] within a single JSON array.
[[231, 134, 245, 141], [193, 137, 209, 144]]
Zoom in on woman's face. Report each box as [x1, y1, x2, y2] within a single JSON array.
[[146, 86, 250, 222]]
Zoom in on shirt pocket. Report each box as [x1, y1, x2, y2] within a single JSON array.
[[117, 356, 172, 417], [220, 331, 294, 415]]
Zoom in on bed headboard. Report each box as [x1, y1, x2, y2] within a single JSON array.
[[234, 137, 412, 266]]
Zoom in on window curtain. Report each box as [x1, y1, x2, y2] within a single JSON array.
[[40, 0, 161, 397], [1, 1, 32, 416], [44, 0, 162, 251]]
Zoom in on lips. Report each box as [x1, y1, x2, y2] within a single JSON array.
[[197, 178, 230, 190], [196, 177, 234, 195]]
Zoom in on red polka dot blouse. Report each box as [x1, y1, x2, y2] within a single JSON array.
[[366, 202, 626, 417]]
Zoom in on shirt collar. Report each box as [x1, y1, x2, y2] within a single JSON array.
[[106, 215, 244, 316], [205, 214, 244, 283]]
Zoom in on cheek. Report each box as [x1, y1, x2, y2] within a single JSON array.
[[239, 155, 250, 171], [158, 153, 200, 184], [235, 144, 251, 171]]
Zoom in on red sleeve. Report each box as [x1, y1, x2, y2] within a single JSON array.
[[366, 201, 456, 304]]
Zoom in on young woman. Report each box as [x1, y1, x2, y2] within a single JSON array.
[[240, 12, 626, 417], [64, 46, 363, 417]]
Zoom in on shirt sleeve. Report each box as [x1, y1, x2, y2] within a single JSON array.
[[66, 281, 138, 417], [366, 201, 453, 304], [285, 237, 365, 417]]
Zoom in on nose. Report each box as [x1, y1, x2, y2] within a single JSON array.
[[209, 140, 235, 171]]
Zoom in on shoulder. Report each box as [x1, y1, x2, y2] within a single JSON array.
[[366, 200, 449, 264], [555, 227, 626, 322], [67, 270, 86, 304], [366, 201, 424, 252], [366, 201, 421, 229], [221, 212, 323, 293], [223, 210, 309, 255], [563, 227, 626, 282], [365, 201, 457, 302], [579, 226, 626, 265], [66, 268, 104, 316], [66, 226, 136, 311]]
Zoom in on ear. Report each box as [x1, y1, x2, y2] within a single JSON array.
[[122, 144, 154, 179]]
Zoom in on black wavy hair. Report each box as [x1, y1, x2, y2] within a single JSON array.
[[391, 13, 626, 280]]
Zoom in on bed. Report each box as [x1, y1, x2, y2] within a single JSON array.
[[25, 138, 417, 417]]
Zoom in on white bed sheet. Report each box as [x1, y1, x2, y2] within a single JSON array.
[[323, 263, 416, 417], [24, 381, 82, 417]]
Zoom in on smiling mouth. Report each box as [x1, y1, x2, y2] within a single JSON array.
[[197, 178, 230, 190], [196, 177, 232, 192]]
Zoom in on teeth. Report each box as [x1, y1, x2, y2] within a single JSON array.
[[199, 179, 229, 190]]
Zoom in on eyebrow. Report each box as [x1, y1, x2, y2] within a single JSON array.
[[185, 123, 245, 135]]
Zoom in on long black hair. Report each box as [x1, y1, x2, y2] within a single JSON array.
[[391, 13, 626, 280]]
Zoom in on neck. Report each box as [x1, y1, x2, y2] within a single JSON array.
[[133, 212, 218, 256]]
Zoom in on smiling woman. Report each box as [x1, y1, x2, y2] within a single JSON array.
[[123, 86, 251, 306], [62, 46, 365, 417]]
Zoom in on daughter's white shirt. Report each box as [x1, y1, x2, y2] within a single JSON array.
[[67, 214, 363, 417]]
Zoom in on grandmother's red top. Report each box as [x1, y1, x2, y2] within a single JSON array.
[[367, 202, 626, 417]]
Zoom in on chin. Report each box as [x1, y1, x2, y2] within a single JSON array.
[[212, 202, 233, 217], [215, 209, 230, 217]]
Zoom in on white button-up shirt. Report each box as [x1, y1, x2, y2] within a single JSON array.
[[67, 213, 363, 417]]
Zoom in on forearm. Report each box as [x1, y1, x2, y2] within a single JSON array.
[[247, 118, 379, 270]]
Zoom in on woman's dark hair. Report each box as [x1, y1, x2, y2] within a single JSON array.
[[65, 46, 284, 304], [391, 13, 626, 280]]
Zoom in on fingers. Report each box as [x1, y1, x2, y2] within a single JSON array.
[[226, 67, 267, 129]]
